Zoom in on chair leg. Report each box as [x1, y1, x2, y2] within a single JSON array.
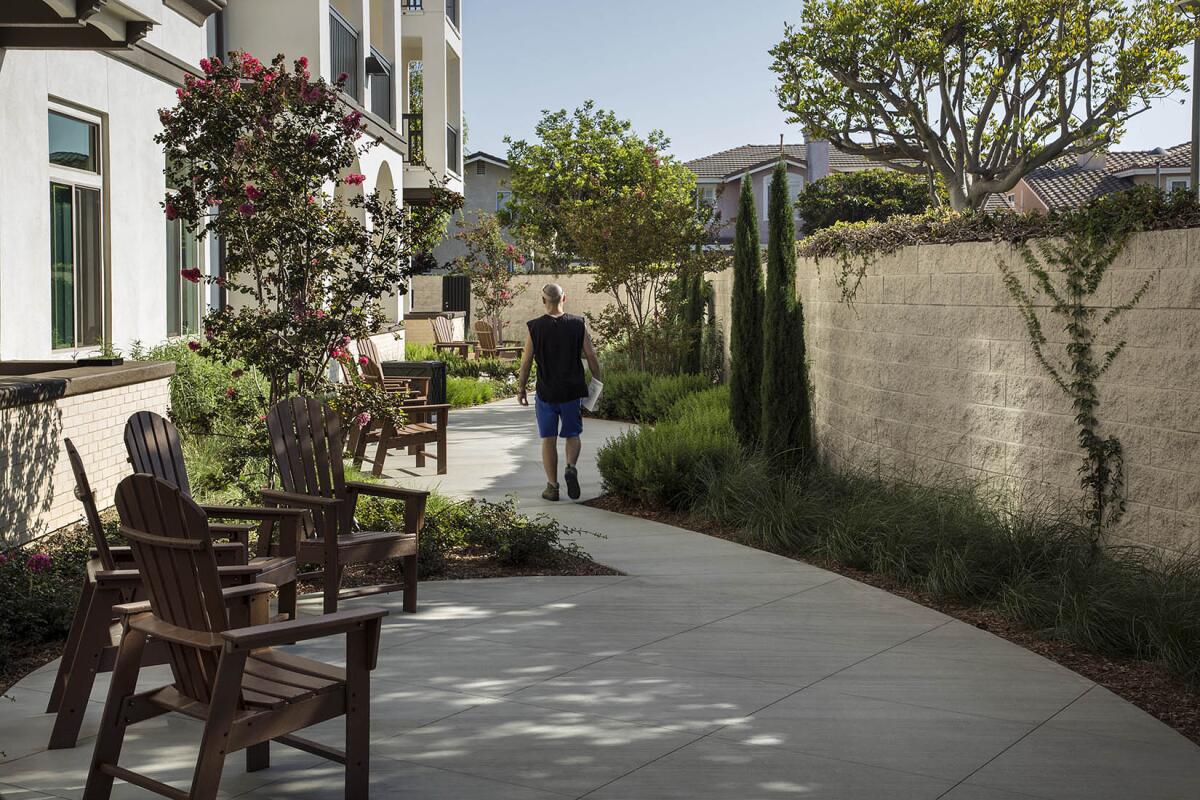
[[437, 427, 448, 476], [278, 576, 297, 622], [371, 425, 393, 478], [46, 578, 94, 713], [345, 629, 371, 798], [415, 443, 426, 469], [49, 585, 120, 749], [323, 565, 341, 615], [189, 652, 248, 800], [246, 741, 270, 772], [403, 555, 417, 613], [84, 627, 147, 800]]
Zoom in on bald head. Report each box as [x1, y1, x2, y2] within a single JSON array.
[[542, 283, 564, 309]]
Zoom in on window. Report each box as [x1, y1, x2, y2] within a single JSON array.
[[497, 190, 513, 213], [48, 109, 104, 350], [166, 218, 202, 337], [698, 185, 717, 208], [476, 161, 486, 175], [1169, 178, 1190, 192]]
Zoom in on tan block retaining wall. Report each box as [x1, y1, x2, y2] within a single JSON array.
[[711, 228, 1200, 552], [1, 364, 172, 547]]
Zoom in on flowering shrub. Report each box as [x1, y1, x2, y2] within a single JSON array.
[[156, 52, 461, 406], [326, 350, 411, 433], [451, 211, 527, 339]]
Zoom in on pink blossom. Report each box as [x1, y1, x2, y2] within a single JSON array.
[[26, 553, 52, 573], [358, 356, 369, 365], [199, 57, 211, 73], [241, 54, 263, 77], [306, 132, 320, 148], [225, 387, 237, 398], [176, 87, 188, 100], [244, 183, 264, 201], [206, 194, 222, 206], [307, 195, 317, 204], [355, 412, 372, 429], [258, 414, 267, 423], [214, 276, 226, 287], [159, 110, 173, 124], [330, 346, 345, 359], [303, 85, 323, 103], [517, 254, 527, 265], [180, 268, 202, 283], [344, 173, 366, 185], [505, 244, 515, 255], [297, 56, 309, 69], [164, 202, 179, 220], [314, 309, 326, 318], [340, 111, 363, 132], [238, 202, 256, 216], [651, 157, 661, 168], [337, 71, 350, 83], [0, 552, 8, 564], [342, 335, 352, 345], [187, 340, 202, 351]]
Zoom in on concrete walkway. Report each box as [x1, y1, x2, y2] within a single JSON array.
[[2, 398, 1199, 798]]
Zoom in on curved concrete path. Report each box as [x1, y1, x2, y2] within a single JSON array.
[[2, 398, 1198, 799]]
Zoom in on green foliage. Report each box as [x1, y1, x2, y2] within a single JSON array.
[[354, 494, 597, 576], [405, 343, 525, 382], [597, 386, 738, 509], [795, 169, 933, 235], [800, 186, 1200, 304], [730, 175, 764, 450], [446, 376, 496, 408], [682, 270, 704, 374], [760, 162, 813, 468], [1000, 190, 1157, 544], [590, 371, 711, 423], [599, 389, 1200, 686], [771, 0, 1196, 210], [157, 51, 460, 405], [700, 299, 725, 385]]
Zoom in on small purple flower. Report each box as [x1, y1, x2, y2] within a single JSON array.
[[355, 412, 372, 429], [26, 553, 52, 573]]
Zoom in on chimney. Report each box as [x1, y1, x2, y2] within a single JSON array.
[[805, 132, 830, 183], [1077, 151, 1106, 171]]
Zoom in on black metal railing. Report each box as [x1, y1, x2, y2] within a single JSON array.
[[445, 0, 458, 28], [329, 8, 360, 100], [368, 47, 393, 125], [403, 113, 424, 163], [446, 123, 460, 174]]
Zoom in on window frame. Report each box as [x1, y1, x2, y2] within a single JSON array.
[[47, 103, 105, 352], [1169, 178, 1190, 192]]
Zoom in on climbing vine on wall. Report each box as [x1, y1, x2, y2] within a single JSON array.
[[999, 191, 1164, 546]]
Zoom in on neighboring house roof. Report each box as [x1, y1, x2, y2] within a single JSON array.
[[685, 143, 917, 181], [1022, 165, 1137, 210], [465, 150, 509, 168], [1105, 142, 1190, 174], [982, 193, 1015, 212]]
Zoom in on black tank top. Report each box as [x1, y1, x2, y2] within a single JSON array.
[[528, 313, 587, 402]]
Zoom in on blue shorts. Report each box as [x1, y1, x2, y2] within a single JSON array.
[[535, 397, 583, 439]]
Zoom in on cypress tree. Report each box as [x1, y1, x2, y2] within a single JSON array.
[[683, 269, 704, 374], [761, 161, 813, 467], [730, 174, 764, 448]]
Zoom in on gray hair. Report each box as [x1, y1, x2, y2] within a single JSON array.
[[542, 283, 564, 304]]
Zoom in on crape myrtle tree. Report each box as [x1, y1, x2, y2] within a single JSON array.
[[452, 210, 528, 339], [157, 52, 460, 409], [771, 0, 1196, 211], [729, 175, 764, 450], [761, 161, 813, 467]]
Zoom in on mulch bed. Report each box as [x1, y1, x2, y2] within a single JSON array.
[[585, 494, 1200, 746]]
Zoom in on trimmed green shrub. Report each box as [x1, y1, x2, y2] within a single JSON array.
[[597, 386, 739, 509], [591, 371, 711, 424], [730, 174, 763, 449], [446, 376, 495, 407], [795, 168, 933, 235]]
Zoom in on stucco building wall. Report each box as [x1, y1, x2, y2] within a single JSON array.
[[711, 229, 1200, 552]]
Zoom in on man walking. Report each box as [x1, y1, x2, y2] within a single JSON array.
[[517, 283, 601, 501]]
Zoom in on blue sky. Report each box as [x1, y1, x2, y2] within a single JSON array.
[[462, 0, 1195, 162]]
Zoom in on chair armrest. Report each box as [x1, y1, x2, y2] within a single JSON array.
[[222, 606, 388, 651], [259, 488, 342, 509], [129, 615, 225, 651], [397, 403, 451, 415], [114, 583, 275, 620], [344, 481, 430, 503], [203, 504, 313, 522]]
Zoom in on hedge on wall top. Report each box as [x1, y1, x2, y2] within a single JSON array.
[[798, 187, 1200, 303]]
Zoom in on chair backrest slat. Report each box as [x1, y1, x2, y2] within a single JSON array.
[[114, 474, 227, 704], [431, 316, 453, 343], [474, 320, 497, 351], [267, 398, 347, 539], [124, 411, 191, 495], [355, 338, 386, 383], [65, 438, 115, 571]]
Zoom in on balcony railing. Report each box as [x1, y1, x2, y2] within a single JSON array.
[[403, 113, 424, 164], [367, 47, 393, 125], [446, 123, 460, 174], [446, 0, 458, 28], [329, 7, 360, 100]]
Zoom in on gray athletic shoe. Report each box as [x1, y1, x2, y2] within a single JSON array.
[[542, 482, 560, 501], [565, 465, 581, 500]]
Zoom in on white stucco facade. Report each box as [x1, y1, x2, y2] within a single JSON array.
[[0, 0, 464, 361]]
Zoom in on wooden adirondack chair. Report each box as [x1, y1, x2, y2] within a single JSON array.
[[354, 337, 430, 401], [430, 315, 470, 357], [124, 411, 302, 621], [44, 440, 282, 750], [263, 397, 429, 613], [473, 319, 524, 360], [85, 474, 386, 800]]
